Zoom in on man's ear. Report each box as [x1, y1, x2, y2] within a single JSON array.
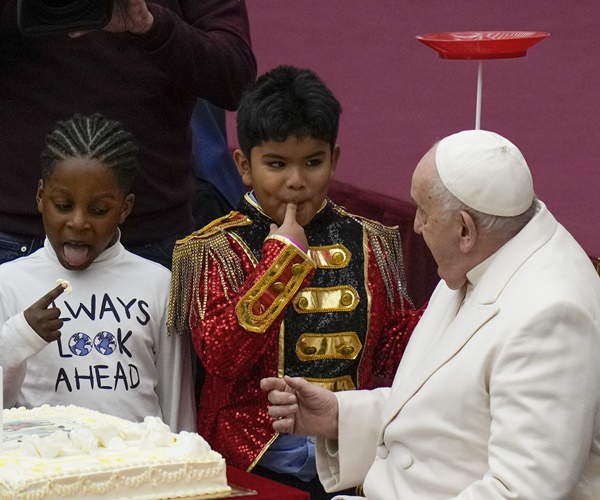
[[119, 193, 135, 225], [36, 179, 44, 214], [458, 210, 477, 253], [233, 149, 253, 187]]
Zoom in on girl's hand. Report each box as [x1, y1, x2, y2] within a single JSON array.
[[23, 285, 66, 343]]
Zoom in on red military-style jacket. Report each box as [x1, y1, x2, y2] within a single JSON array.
[[168, 195, 423, 470]]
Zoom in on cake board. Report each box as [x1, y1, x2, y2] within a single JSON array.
[[184, 482, 256, 499]]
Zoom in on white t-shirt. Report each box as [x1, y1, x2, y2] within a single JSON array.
[[0, 238, 196, 433]]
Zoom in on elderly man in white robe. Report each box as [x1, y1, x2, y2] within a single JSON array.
[[261, 129, 600, 500]]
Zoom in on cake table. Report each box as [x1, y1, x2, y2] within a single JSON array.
[[226, 466, 310, 500]]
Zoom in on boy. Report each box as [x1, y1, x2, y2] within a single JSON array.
[[0, 113, 195, 433], [168, 66, 422, 494]]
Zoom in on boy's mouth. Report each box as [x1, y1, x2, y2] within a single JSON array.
[[63, 242, 90, 267], [285, 200, 305, 210]]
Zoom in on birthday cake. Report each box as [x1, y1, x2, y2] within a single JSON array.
[[0, 405, 231, 500]]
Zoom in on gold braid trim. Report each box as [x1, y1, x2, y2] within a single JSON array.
[[167, 212, 251, 335], [329, 201, 411, 311], [235, 246, 314, 333]]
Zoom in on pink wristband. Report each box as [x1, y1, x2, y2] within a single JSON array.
[[284, 235, 307, 253]]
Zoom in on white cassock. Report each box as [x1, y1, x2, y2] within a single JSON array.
[[316, 201, 600, 500]]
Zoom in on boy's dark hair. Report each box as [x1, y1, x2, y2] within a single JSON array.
[[236, 65, 342, 159], [41, 113, 138, 193]]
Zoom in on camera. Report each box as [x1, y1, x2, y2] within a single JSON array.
[[17, 0, 113, 36]]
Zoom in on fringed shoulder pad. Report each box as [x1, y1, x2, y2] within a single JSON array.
[[167, 212, 251, 335], [330, 202, 411, 310], [179, 211, 252, 242]]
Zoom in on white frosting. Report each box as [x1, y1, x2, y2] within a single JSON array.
[[0, 405, 230, 500], [56, 278, 73, 294]]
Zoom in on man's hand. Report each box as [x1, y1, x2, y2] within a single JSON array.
[[70, 0, 154, 37], [260, 376, 339, 440], [269, 203, 308, 250], [23, 285, 66, 343], [105, 0, 154, 34]]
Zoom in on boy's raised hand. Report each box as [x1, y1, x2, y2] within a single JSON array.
[[23, 285, 66, 343], [270, 203, 308, 250]]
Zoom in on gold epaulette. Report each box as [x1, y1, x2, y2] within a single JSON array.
[[167, 212, 251, 335], [175, 211, 252, 244], [330, 202, 410, 310]]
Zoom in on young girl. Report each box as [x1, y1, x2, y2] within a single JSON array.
[[0, 113, 195, 432]]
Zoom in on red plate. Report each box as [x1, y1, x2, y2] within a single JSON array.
[[416, 31, 549, 60]]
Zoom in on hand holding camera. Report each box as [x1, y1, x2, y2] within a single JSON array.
[[18, 0, 153, 36], [103, 0, 153, 34]]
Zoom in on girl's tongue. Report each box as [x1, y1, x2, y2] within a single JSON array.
[[63, 243, 89, 267]]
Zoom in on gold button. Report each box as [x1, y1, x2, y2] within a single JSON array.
[[331, 252, 344, 265], [339, 345, 355, 356], [302, 346, 317, 356], [272, 282, 284, 293], [340, 292, 353, 306], [291, 263, 303, 275], [297, 297, 309, 310]]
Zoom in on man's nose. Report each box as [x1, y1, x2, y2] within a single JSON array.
[[413, 214, 423, 234]]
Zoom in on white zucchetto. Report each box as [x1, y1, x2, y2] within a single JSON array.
[[435, 130, 534, 216]]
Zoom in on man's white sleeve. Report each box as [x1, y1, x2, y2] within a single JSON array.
[[316, 387, 390, 493]]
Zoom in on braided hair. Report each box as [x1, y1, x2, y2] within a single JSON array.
[[41, 113, 138, 193]]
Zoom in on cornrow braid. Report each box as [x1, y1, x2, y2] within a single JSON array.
[[41, 113, 138, 193]]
